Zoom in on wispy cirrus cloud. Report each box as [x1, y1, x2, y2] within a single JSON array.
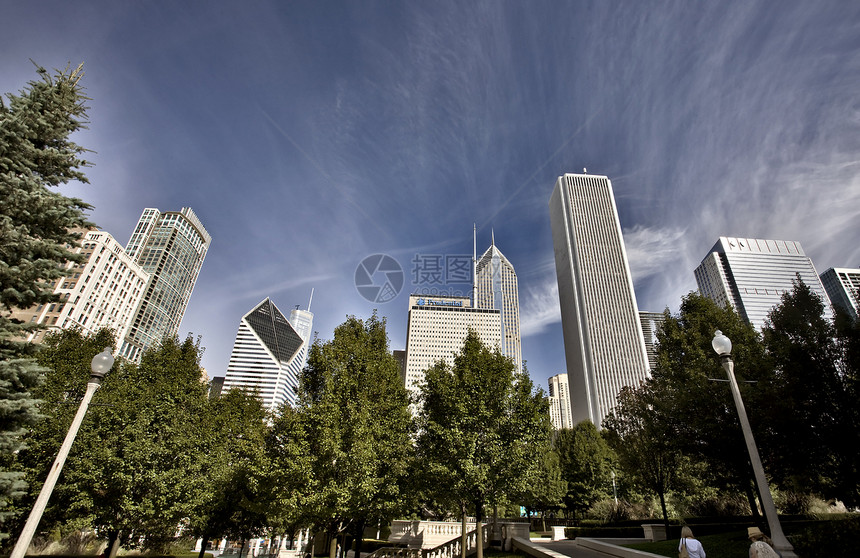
[[520, 273, 561, 338]]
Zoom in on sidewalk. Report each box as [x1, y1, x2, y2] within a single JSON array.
[[524, 537, 664, 558]]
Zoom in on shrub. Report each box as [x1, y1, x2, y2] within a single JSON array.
[[790, 516, 860, 558]]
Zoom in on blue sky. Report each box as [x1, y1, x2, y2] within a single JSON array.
[[4, 1, 859, 388]]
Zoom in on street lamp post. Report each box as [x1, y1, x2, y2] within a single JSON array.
[[610, 470, 618, 506], [10, 348, 114, 558], [711, 331, 796, 558]]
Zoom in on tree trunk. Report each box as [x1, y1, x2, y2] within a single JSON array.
[[239, 539, 247, 558], [460, 503, 468, 558], [328, 532, 337, 558], [492, 504, 499, 547], [353, 520, 366, 558], [658, 490, 669, 531], [106, 530, 121, 558], [744, 481, 764, 527], [475, 499, 484, 558], [198, 536, 210, 558]]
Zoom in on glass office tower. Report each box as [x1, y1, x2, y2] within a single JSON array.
[[119, 207, 211, 362]]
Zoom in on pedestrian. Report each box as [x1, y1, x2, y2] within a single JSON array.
[[679, 526, 705, 558], [748, 527, 780, 558]]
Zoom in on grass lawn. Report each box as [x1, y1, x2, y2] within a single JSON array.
[[624, 531, 751, 558]]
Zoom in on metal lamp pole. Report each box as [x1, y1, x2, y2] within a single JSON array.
[[10, 348, 114, 558], [610, 470, 618, 506], [711, 331, 796, 558]]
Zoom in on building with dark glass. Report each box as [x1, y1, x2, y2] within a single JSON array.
[[222, 298, 313, 411]]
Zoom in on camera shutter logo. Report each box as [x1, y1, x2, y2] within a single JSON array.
[[355, 254, 404, 303]]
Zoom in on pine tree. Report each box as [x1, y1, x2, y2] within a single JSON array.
[[0, 63, 92, 541]]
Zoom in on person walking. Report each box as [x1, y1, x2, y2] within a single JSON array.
[[679, 526, 706, 558]]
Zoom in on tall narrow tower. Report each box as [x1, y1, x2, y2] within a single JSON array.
[[119, 207, 211, 362], [549, 173, 650, 427], [474, 232, 522, 371]]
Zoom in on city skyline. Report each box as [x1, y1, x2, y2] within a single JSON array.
[[3, 2, 859, 389]]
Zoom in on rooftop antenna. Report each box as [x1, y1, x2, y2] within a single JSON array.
[[583, 167, 587, 173], [491, 228, 495, 247], [307, 288, 314, 312], [472, 224, 477, 306]]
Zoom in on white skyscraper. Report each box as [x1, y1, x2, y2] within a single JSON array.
[[639, 311, 666, 371], [14, 229, 149, 347], [223, 297, 313, 411], [547, 373, 573, 430], [475, 233, 522, 371], [694, 237, 831, 331], [820, 267, 860, 321], [549, 173, 650, 427], [403, 294, 502, 400], [119, 207, 211, 362]]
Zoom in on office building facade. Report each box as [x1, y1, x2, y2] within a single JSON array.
[[222, 298, 313, 411], [547, 373, 573, 430], [13, 230, 149, 346], [403, 294, 502, 399], [475, 236, 522, 371], [820, 267, 860, 321], [549, 173, 650, 427], [119, 207, 211, 362], [694, 237, 831, 331], [639, 311, 666, 371]]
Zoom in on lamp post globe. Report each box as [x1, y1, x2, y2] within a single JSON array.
[[711, 330, 732, 356], [91, 347, 114, 378], [710, 331, 796, 557]]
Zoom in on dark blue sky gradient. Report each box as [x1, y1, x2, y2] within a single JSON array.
[[3, 1, 859, 387]]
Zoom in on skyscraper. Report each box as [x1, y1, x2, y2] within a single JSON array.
[[547, 373, 573, 430], [820, 267, 860, 320], [119, 207, 211, 362], [475, 233, 522, 371], [403, 294, 502, 400], [549, 173, 650, 427], [222, 297, 313, 411], [639, 311, 666, 371], [12, 229, 149, 346], [694, 237, 831, 331]]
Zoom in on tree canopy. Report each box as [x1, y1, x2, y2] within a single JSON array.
[[288, 313, 414, 558], [415, 331, 552, 558]]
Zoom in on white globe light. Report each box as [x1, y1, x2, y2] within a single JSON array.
[[90, 348, 114, 377], [711, 330, 732, 356]]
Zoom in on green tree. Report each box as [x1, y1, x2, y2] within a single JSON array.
[[554, 421, 614, 517], [759, 279, 845, 500], [415, 331, 552, 558], [647, 294, 770, 517], [21, 332, 210, 556], [603, 383, 681, 529], [189, 388, 271, 558], [517, 443, 565, 529], [0, 63, 92, 539], [834, 302, 860, 506], [295, 313, 413, 558]]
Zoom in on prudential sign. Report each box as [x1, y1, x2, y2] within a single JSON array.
[[416, 299, 463, 307]]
